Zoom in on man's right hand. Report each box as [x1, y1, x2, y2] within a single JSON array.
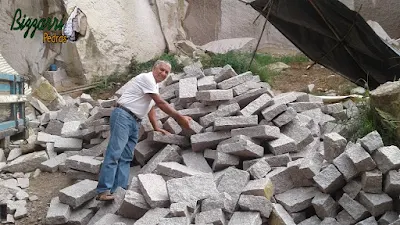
[[176, 115, 192, 130]]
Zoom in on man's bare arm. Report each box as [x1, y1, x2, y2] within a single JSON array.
[[148, 106, 160, 130], [148, 93, 191, 129]]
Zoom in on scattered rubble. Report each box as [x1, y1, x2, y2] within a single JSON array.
[[1, 62, 399, 225]]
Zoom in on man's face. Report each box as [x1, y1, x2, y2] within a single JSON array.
[[153, 63, 171, 83]]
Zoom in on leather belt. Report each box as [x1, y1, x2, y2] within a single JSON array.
[[116, 104, 142, 123]]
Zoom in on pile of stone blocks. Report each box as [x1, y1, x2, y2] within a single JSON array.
[[1, 62, 400, 224]]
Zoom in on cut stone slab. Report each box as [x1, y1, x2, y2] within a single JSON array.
[[355, 216, 378, 225], [178, 106, 217, 121], [7, 148, 22, 162], [3, 151, 49, 173], [266, 133, 297, 155], [17, 177, 29, 189], [181, 151, 213, 173], [297, 215, 321, 225], [199, 103, 240, 127], [268, 203, 296, 225], [133, 208, 172, 225], [195, 208, 226, 225], [313, 164, 345, 194], [384, 170, 400, 196], [198, 76, 216, 91], [217, 135, 264, 158], [272, 107, 297, 127], [45, 197, 71, 225], [40, 153, 68, 173], [378, 211, 398, 225], [138, 144, 181, 175], [343, 180, 363, 199], [358, 191, 393, 217], [228, 211, 262, 225], [156, 162, 204, 178], [333, 152, 359, 181], [91, 213, 135, 225], [45, 120, 63, 136], [238, 194, 273, 218], [312, 192, 339, 218], [275, 187, 319, 213], [190, 131, 231, 152], [134, 139, 164, 166], [183, 63, 205, 79], [54, 136, 83, 152], [212, 152, 240, 171], [247, 158, 272, 179], [179, 77, 197, 103], [217, 71, 254, 90], [59, 179, 98, 208], [213, 115, 258, 131], [264, 154, 291, 167], [166, 173, 219, 208], [239, 93, 274, 116], [261, 103, 288, 122], [196, 89, 233, 101], [281, 121, 313, 152], [61, 121, 82, 138], [163, 117, 182, 135], [324, 132, 347, 163], [214, 64, 237, 83], [359, 131, 384, 154], [181, 119, 204, 136], [138, 173, 169, 208], [372, 145, 400, 174], [148, 131, 190, 147], [231, 125, 280, 140], [346, 143, 376, 173], [158, 217, 190, 225], [287, 102, 324, 112], [361, 169, 383, 193], [65, 155, 102, 174], [338, 193, 369, 221], [117, 190, 149, 220], [68, 208, 94, 225], [233, 80, 269, 96], [228, 87, 271, 108]]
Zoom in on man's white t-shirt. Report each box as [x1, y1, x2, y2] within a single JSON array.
[[117, 72, 159, 119]]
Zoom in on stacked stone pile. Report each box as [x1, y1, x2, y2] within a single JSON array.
[[1, 63, 400, 224]]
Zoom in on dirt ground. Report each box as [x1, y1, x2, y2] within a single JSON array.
[[14, 54, 358, 225], [15, 172, 73, 225]]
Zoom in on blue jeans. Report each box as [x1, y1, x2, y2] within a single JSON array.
[[96, 107, 139, 194]]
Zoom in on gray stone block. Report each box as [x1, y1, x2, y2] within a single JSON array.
[[272, 107, 297, 127], [165, 73, 183, 86], [321, 217, 341, 225], [213, 115, 258, 131], [204, 67, 223, 76], [231, 125, 280, 140], [373, 146, 400, 174], [65, 155, 102, 174], [217, 135, 264, 158], [268, 203, 296, 225], [45, 120, 64, 136], [312, 192, 339, 218], [238, 194, 273, 218], [181, 151, 212, 173], [378, 211, 398, 225], [333, 152, 359, 181], [384, 170, 400, 196], [138, 174, 169, 208], [92, 213, 135, 225], [228, 211, 262, 225], [81, 118, 109, 129], [134, 139, 164, 166], [190, 131, 231, 152], [217, 71, 253, 90], [3, 151, 49, 173], [239, 93, 274, 116], [247, 159, 271, 179], [45, 197, 71, 225], [59, 179, 97, 208], [156, 162, 204, 178], [343, 180, 362, 199], [336, 210, 357, 225], [163, 117, 182, 135], [166, 174, 219, 208], [359, 131, 384, 154], [183, 63, 205, 79], [179, 77, 197, 103], [198, 76, 217, 91], [313, 164, 345, 193], [261, 103, 288, 122], [181, 119, 204, 136], [267, 133, 297, 155], [287, 102, 324, 112], [199, 103, 240, 127], [275, 187, 319, 213], [281, 122, 313, 152], [358, 191, 393, 217], [233, 80, 269, 96], [212, 152, 240, 171], [195, 208, 226, 224], [241, 177, 271, 197], [40, 153, 68, 173], [138, 144, 181, 175], [324, 132, 347, 163], [65, 169, 98, 181], [338, 193, 369, 221], [322, 103, 344, 114], [297, 215, 321, 225], [54, 136, 83, 152], [273, 92, 302, 105], [179, 106, 217, 121], [68, 208, 94, 225], [214, 64, 237, 83], [265, 167, 294, 195], [228, 87, 271, 108], [361, 169, 383, 193], [346, 143, 376, 172], [355, 216, 378, 225], [117, 190, 150, 219], [158, 217, 190, 225], [87, 188, 126, 225], [147, 131, 190, 147], [264, 154, 291, 167], [196, 89, 233, 101]]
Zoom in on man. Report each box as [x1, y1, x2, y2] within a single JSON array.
[[96, 60, 192, 201]]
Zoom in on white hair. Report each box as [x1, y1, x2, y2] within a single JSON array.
[[153, 60, 171, 69]]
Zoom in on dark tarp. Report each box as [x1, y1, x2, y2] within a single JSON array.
[[249, 0, 400, 90]]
